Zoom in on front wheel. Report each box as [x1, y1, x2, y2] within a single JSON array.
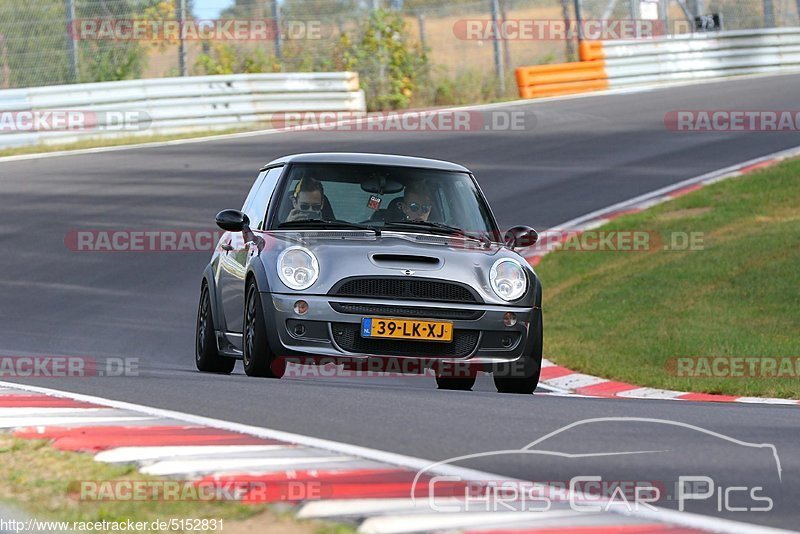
[[493, 312, 543, 394], [243, 280, 284, 378], [435, 374, 476, 391], [196, 283, 236, 374]]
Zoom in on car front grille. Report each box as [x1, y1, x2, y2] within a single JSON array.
[[330, 277, 479, 303], [331, 322, 480, 358], [329, 302, 483, 321]]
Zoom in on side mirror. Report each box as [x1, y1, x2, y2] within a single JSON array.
[[216, 209, 250, 232], [504, 225, 538, 249]]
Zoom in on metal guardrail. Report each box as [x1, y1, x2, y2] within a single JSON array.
[[515, 28, 800, 98], [0, 72, 366, 150], [602, 27, 800, 87]]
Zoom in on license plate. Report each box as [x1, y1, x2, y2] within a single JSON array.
[[361, 317, 453, 342]]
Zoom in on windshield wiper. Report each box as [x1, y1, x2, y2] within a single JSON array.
[[383, 220, 467, 237], [277, 219, 380, 235], [383, 221, 495, 246]]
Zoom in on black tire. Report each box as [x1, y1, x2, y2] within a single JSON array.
[[434, 361, 478, 391], [196, 283, 236, 374], [435, 375, 476, 391], [493, 311, 543, 394], [243, 280, 284, 378]]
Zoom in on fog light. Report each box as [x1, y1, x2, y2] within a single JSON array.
[[503, 312, 517, 327], [501, 336, 513, 348], [294, 324, 306, 337], [294, 300, 309, 315]]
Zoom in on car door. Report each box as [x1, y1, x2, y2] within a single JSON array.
[[217, 166, 284, 334]]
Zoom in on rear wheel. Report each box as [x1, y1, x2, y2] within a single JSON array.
[[243, 280, 284, 378], [493, 312, 543, 394], [195, 283, 236, 374]]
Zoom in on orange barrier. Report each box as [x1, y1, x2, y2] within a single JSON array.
[[579, 41, 605, 61], [515, 41, 608, 99]]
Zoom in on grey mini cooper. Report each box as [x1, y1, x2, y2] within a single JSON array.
[[196, 153, 542, 394]]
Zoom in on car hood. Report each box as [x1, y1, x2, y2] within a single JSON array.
[[254, 230, 538, 307]]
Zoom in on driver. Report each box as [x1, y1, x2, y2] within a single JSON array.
[[396, 180, 433, 222], [286, 177, 326, 222]]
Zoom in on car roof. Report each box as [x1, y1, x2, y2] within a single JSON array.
[[262, 153, 471, 173]]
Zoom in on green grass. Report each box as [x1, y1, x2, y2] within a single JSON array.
[[537, 158, 800, 398], [0, 436, 352, 534]]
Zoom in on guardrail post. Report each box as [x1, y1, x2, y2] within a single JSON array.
[[573, 0, 585, 42], [178, 0, 188, 76], [417, 13, 427, 51], [270, 0, 283, 62], [628, 0, 641, 38], [65, 0, 79, 82], [490, 0, 506, 95], [763, 0, 775, 27], [561, 0, 576, 61]]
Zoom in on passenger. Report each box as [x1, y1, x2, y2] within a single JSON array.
[[396, 180, 433, 222], [286, 177, 326, 222]]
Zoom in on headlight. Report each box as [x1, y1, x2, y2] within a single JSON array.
[[490, 258, 527, 301], [278, 246, 319, 291]]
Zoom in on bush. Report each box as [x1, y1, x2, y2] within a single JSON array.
[[339, 9, 430, 111], [193, 43, 280, 75]]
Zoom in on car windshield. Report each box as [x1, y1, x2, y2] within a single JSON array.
[[270, 163, 498, 239]]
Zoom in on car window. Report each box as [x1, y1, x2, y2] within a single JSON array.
[[241, 166, 283, 230], [241, 171, 267, 224]]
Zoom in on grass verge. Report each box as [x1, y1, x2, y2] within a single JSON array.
[[0, 436, 352, 534], [537, 158, 800, 398]]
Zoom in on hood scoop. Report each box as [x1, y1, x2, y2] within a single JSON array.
[[370, 253, 443, 270]]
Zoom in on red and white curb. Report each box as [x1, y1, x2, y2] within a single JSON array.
[[538, 360, 800, 406], [527, 145, 800, 408], [0, 380, 789, 534]]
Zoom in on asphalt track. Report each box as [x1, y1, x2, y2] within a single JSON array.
[[1, 74, 799, 530]]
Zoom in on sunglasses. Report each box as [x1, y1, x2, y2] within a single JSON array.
[[297, 202, 323, 211], [406, 202, 432, 213]]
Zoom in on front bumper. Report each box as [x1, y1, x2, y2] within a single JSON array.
[[262, 293, 538, 365]]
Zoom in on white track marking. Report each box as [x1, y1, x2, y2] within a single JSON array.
[[299, 499, 580, 519], [357, 510, 586, 534], [141, 456, 355, 476], [0, 415, 152, 428], [534, 382, 573, 394], [0, 407, 104, 416], [95, 444, 292, 463], [297, 498, 450, 519], [541, 374, 608, 391], [615, 388, 687, 400], [736, 397, 800, 405]]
